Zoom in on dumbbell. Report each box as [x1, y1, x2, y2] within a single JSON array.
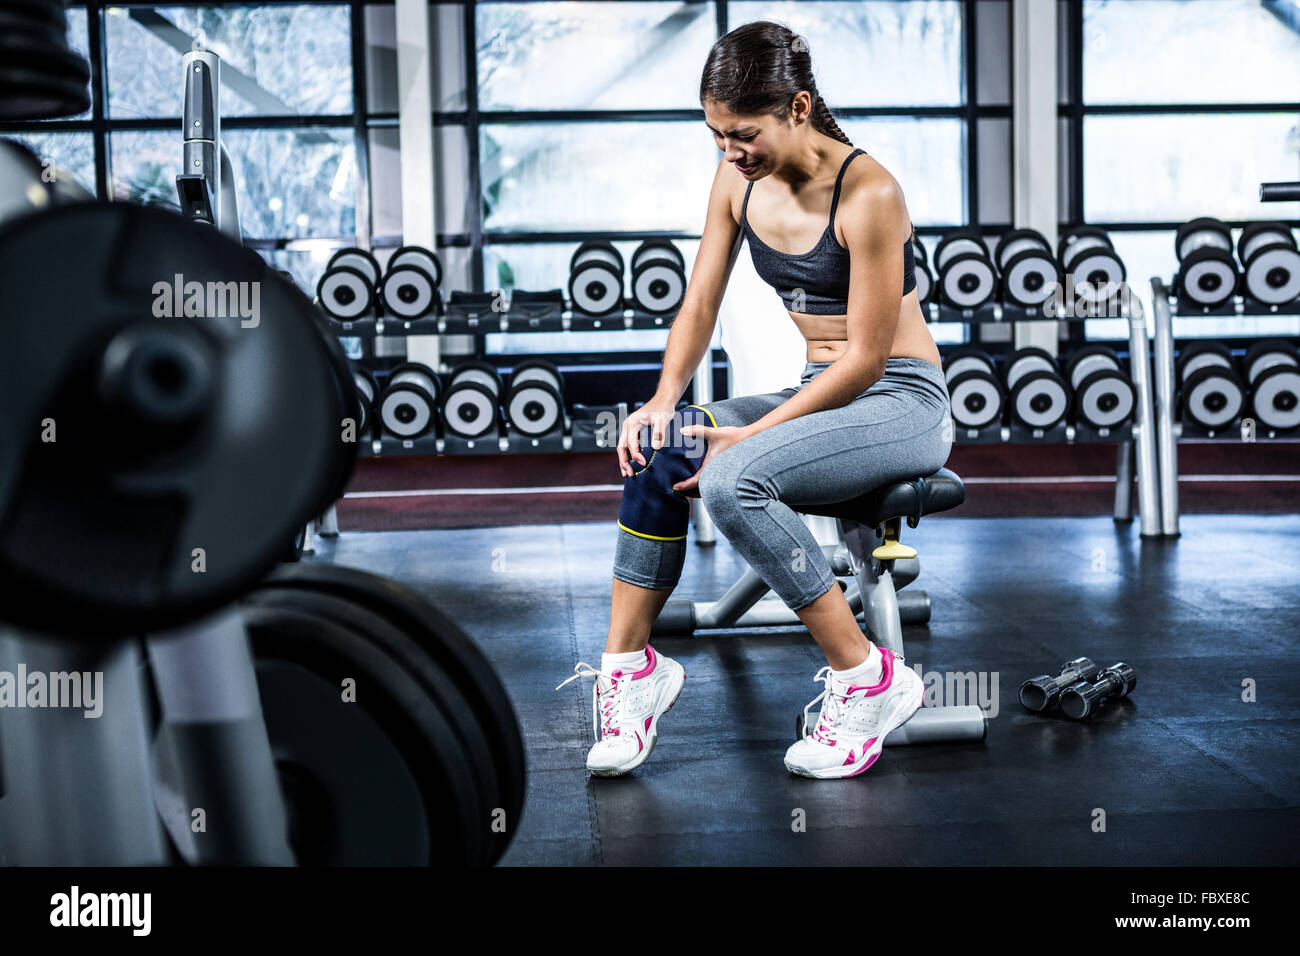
[[504, 358, 565, 438], [1003, 347, 1071, 431], [943, 347, 1004, 431], [994, 228, 1061, 309], [381, 245, 442, 320], [911, 236, 935, 305], [631, 239, 687, 314], [1237, 222, 1300, 305], [377, 362, 442, 440], [1242, 339, 1300, 432], [934, 230, 997, 311], [1057, 226, 1126, 311], [1060, 662, 1137, 719], [0, 0, 91, 120], [1020, 657, 1100, 712], [1175, 217, 1238, 308], [352, 367, 377, 436], [317, 247, 380, 322], [1176, 341, 1245, 430], [1064, 344, 1136, 430], [568, 240, 624, 316], [442, 360, 503, 440]]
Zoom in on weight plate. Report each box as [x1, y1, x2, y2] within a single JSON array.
[[510, 358, 564, 394], [568, 260, 623, 316], [1175, 217, 1232, 261], [442, 381, 500, 439], [317, 265, 374, 321], [1249, 365, 1300, 431], [1180, 366, 1244, 429], [1075, 369, 1135, 429], [1242, 339, 1300, 385], [1239, 221, 1296, 263], [1065, 345, 1123, 391], [934, 230, 988, 272], [0, 41, 91, 120], [942, 346, 997, 385], [381, 264, 437, 319], [259, 562, 527, 860], [505, 381, 564, 437], [632, 239, 686, 274], [1066, 248, 1127, 306], [1177, 247, 1237, 307], [449, 360, 502, 398], [388, 362, 442, 405], [0, 202, 355, 636], [1056, 226, 1113, 267], [994, 228, 1052, 270], [1009, 370, 1070, 430], [387, 245, 442, 291], [1004, 347, 1059, 390], [631, 260, 686, 314], [1176, 341, 1234, 385], [569, 240, 624, 276], [325, 247, 380, 287], [379, 382, 437, 439], [938, 252, 996, 309], [352, 369, 376, 433], [241, 589, 494, 865], [948, 371, 1003, 430], [1242, 243, 1300, 305], [1000, 249, 1061, 307], [914, 260, 933, 305]]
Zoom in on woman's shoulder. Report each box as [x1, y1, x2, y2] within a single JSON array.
[[836, 150, 909, 237]]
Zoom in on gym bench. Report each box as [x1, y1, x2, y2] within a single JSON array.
[[651, 467, 987, 745]]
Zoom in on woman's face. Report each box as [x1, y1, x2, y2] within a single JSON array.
[[703, 99, 786, 179]]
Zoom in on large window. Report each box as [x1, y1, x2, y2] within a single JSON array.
[[2, 1, 1002, 359], [1065, 0, 1300, 342]]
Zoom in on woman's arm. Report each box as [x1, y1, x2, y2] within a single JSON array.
[[649, 160, 745, 405], [738, 173, 909, 438]]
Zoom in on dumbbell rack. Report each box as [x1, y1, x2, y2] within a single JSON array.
[[334, 295, 678, 459], [926, 296, 1162, 534], [1146, 278, 1300, 536]]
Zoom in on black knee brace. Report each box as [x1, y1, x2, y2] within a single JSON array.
[[617, 405, 715, 541]]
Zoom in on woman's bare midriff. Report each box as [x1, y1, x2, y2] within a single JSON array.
[[792, 292, 941, 369]]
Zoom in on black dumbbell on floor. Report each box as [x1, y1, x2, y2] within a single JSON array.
[[1020, 657, 1100, 712], [1060, 662, 1138, 719]]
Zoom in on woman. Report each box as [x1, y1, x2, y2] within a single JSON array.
[[557, 21, 952, 779]]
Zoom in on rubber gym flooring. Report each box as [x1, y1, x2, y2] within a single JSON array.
[[311, 514, 1300, 866]]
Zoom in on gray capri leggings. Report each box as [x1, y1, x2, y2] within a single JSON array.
[[612, 357, 954, 611]]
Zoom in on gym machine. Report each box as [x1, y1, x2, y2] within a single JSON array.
[[0, 19, 523, 865]]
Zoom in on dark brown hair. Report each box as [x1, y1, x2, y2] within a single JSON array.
[[699, 20, 852, 147], [700, 20, 918, 247]]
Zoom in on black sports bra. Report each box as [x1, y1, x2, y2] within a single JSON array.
[[741, 148, 916, 314]]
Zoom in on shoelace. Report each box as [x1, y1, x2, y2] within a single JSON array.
[[556, 662, 623, 743], [800, 665, 856, 746]]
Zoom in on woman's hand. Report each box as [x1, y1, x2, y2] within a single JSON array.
[[617, 398, 680, 478], [671, 424, 753, 497]]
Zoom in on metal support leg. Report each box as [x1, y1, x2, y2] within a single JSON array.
[[318, 502, 339, 537], [840, 520, 987, 745], [0, 629, 169, 865], [1150, 279, 1180, 536], [1113, 438, 1133, 521], [1129, 292, 1164, 536], [146, 608, 295, 866]]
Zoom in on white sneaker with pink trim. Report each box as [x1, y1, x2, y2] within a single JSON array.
[[784, 647, 924, 779], [556, 645, 686, 777]]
